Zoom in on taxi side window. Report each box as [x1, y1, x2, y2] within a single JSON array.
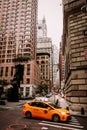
[[36, 102, 49, 108], [35, 102, 42, 107], [30, 102, 37, 106], [30, 102, 42, 107], [42, 103, 49, 108], [30, 102, 49, 109]]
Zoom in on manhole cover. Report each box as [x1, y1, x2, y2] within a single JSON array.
[[6, 124, 28, 130]]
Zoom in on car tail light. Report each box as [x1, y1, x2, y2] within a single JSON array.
[[23, 104, 26, 109]]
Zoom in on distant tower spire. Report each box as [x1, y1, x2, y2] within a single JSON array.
[[37, 16, 47, 38], [42, 16, 47, 37]]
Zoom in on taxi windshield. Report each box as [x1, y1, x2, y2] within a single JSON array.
[[48, 102, 60, 109]]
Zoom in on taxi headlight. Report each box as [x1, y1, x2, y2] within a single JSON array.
[[61, 112, 66, 115]]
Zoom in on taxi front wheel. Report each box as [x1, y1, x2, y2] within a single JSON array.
[[52, 114, 60, 122]]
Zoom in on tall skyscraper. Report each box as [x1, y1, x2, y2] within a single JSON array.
[[0, 0, 38, 60], [0, 0, 40, 96]]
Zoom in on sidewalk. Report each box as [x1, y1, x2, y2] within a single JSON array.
[[70, 109, 87, 117], [0, 100, 87, 117], [0, 100, 26, 109]]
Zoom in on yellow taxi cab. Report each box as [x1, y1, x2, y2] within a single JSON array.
[[22, 100, 71, 122]]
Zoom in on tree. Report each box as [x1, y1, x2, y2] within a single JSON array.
[[36, 83, 48, 95], [13, 55, 31, 62], [14, 64, 24, 81], [0, 80, 9, 98], [7, 64, 24, 102]]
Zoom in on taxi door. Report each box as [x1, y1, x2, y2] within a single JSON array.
[[34, 102, 52, 120]]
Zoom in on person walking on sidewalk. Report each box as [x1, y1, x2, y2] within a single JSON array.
[[55, 99, 59, 106]]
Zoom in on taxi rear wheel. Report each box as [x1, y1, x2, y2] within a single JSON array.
[[26, 111, 32, 119], [52, 114, 60, 122]]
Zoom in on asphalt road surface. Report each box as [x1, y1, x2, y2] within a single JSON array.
[[0, 108, 86, 130]]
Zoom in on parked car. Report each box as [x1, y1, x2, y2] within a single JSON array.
[[20, 95, 35, 100], [22, 100, 71, 122], [35, 96, 48, 101], [46, 93, 53, 98]]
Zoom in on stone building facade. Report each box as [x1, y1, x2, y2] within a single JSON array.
[[62, 0, 87, 112], [59, 43, 65, 90]]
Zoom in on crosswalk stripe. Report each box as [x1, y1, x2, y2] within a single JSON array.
[[41, 120, 84, 129], [71, 119, 78, 122], [69, 122, 80, 125], [71, 118, 79, 122], [69, 120, 80, 124], [39, 122, 83, 130], [71, 119, 78, 121]]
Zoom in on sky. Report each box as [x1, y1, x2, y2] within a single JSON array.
[[38, 0, 63, 49]]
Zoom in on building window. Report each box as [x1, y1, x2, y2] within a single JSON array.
[[27, 78, 30, 84], [2, 59, 5, 63], [5, 67, 8, 76], [0, 67, 3, 77], [11, 66, 14, 76], [26, 87, 29, 96], [27, 64, 30, 75], [6, 59, 11, 62], [41, 56, 45, 59]]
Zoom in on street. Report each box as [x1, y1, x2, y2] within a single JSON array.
[[0, 107, 87, 130], [0, 94, 87, 130]]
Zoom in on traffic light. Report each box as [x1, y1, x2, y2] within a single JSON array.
[[15, 64, 24, 81]]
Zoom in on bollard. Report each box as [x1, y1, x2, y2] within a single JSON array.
[[66, 106, 69, 110], [81, 107, 85, 115]]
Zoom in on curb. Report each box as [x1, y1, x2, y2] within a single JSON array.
[[71, 113, 87, 118]]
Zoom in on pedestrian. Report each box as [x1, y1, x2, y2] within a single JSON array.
[[55, 99, 59, 106]]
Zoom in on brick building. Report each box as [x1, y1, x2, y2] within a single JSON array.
[[0, 0, 40, 97]]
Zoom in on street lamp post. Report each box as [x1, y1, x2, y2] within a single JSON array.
[[81, 0, 87, 12]]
